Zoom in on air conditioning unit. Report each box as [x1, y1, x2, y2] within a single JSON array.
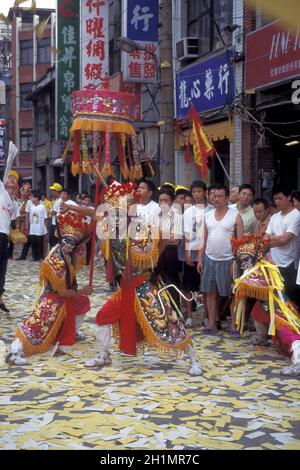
[[176, 37, 199, 61]]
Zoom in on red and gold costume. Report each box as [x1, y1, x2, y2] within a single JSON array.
[[7, 212, 90, 363], [232, 234, 300, 374], [85, 181, 201, 375], [96, 181, 190, 356]]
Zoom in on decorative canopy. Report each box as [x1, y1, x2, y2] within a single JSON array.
[[70, 88, 137, 137]]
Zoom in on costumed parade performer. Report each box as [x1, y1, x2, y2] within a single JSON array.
[[63, 180, 202, 376], [232, 234, 300, 376], [6, 211, 92, 365]]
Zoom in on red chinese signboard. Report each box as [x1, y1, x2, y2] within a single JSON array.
[[245, 20, 300, 90], [81, 0, 109, 89], [125, 43, 158, 82], [122, 0, 159, 83]]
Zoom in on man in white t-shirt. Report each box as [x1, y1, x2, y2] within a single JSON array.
[[0, 175, 18, 312], [198, 185, 244, 332], [132, 180, 160, 240], [27, 190, 48, 261], [183, 180, 214, 327], [267, 186, 300, 305]]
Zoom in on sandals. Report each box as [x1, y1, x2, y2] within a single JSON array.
[[229, 329, 240, 336], [202, 327, 218, 334]]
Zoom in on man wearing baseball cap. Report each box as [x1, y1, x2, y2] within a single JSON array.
[[49, 183, 63, 192], [49, 183, 62, 248]]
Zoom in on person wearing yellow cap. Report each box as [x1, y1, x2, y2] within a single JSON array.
[[49, 183, 63, 248], [158, 182, 175, 193], [175, 185, 189, 208], [8, 170, 20, 184]]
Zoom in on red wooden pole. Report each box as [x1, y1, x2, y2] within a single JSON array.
[[89, 148, 102, 288]]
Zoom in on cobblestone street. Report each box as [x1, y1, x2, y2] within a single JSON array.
[[0, 259, 299, 450]]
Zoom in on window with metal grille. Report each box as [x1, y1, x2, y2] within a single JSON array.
[[37, 37, 51, 64], [20, 129, 33, 152], [20, 83, 32, 110], [20, 39, 33, 65], [187, 0, 232, 57]]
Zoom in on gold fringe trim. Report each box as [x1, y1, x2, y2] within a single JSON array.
[[39, 255, 77, 293], [39, 263, 67, 292], [111, 322, 147, 355], [130, 243, 159, 272], [235, 284, 270, 304], [70, 119, 136, 136], [110, 287, 190, 355], [134, 294, 191, 355], [16, 304, 67, 356]]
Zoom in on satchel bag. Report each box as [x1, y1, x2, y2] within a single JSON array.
[[9, 229, 27, 245]]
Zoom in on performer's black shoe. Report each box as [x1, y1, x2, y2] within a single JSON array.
[[0, 303, 10, 313]]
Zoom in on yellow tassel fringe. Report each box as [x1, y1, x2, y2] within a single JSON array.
[[70, 118, 136, 136]]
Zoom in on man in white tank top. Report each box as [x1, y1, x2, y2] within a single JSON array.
[[197, 185, 244, 332]]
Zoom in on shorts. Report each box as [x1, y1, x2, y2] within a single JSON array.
[[201, 255, 233, 297]]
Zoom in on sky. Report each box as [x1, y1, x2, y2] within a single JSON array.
[[1, 1, 56, 16]]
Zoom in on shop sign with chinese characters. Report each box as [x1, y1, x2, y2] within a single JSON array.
[[175, 51, 235, 120], [246, 20, 300, 90], [122, 0, 159, 83], [81, 0, 109, 89], [56, 0, 80, 140]]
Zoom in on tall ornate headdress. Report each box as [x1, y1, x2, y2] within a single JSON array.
[[102, 180, 140, 208], [57, 211, 90, 242], [231, 233, 268, 262]]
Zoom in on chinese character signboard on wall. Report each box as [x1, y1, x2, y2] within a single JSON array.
[[81, 0, 109, 89], [175, 51, 235, 120], [245, 20, 300, 90], [56, 0, 80, 140], [122, 0, 159, 83]]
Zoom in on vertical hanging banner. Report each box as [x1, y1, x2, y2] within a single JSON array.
[[122, 0, 159, 83], [81, 0, 109, 89], [56, 0, 80, 140]]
